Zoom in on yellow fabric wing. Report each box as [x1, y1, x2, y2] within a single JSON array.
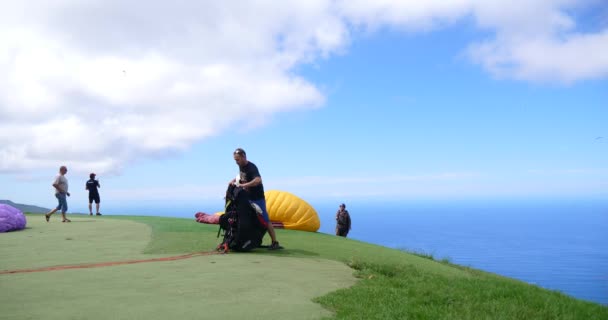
[[265, 190, 320, 232]]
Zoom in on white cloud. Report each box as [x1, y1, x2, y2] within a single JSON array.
[[336, 0, 473, 31], [528, 168, 608, 175], [0, 1, 333, 174], [468, 1, 608, 83], [1, 1, 606, 175]]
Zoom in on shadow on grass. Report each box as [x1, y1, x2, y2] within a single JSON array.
[[256, 248, 320, 257]]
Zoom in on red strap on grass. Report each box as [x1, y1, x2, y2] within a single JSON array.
[[0, 251, 220, 275]]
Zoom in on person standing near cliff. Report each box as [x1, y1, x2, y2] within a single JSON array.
[[335, 203, 351, 237], [45, 165, 71, 223], [86, 173, 101, 216]]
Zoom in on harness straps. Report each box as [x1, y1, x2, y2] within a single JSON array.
[[216, 199, 233, 238]]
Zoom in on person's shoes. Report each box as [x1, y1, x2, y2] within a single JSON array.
[[90, 213, 93, 216], [62, 219, 71, 223], [96, 213, 102, 216], [268, 241, 283, 250], [45, 214, 50, 222]]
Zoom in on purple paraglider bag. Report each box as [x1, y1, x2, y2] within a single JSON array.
[[0, 204, 27, 233]]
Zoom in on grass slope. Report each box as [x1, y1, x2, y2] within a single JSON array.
[[1, 214, 606, 320], [110, 215, 607, 319], [0, 216, 168, 270], [0, 215, 355, 320]]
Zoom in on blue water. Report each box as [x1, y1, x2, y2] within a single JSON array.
[[96, 198, 608, 305], [314, 199, 608, 306]]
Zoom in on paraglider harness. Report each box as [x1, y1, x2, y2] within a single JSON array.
[[217, 184, 268, 253], [337, 210, 350, 227]]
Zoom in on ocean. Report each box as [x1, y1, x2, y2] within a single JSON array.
[[98, 198, 608, 305], [314, 198, 608, 306]]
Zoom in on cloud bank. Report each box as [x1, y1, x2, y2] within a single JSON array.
[[1, 0, 606, 174]]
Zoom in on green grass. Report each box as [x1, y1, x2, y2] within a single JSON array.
[[3, 213, 607, 320], [105, 214, 608, 320], [1, 215, 355, 320], [316, 261, 607, 319]]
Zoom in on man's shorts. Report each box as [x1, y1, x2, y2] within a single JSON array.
[[249, 198, 270, 223], [89, 193, 100, 204], [55, 193, 68, 213]]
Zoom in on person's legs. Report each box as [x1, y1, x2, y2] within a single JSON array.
[[95, 195, 101, 214], [46, 194, 62, 221], [57, 194, 69, 222], [267, 221, 277, 243], [45, 208, 58, 221], [88, 194, 94, 215], [250, 198, 280, 247]]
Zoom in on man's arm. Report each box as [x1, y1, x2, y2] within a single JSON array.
[[241, 176, 261, 188], [53, 182, 68, 195], [52, 177, 63, 193]]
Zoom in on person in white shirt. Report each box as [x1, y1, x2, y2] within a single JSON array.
[[45, 166, 71, 222]]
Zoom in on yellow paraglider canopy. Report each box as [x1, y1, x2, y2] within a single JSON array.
[[264, 190, 320, 232]]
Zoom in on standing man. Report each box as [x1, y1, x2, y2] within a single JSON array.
[[86, 173, 101, 216], [45, 165, 71, 223], [335, 203, 351, 237], [230, 148, 282, 250]]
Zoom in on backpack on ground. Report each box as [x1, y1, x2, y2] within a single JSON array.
[[217, 184, 267, 253]]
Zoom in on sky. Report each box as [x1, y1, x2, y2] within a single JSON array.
[[1, 0, 607, 214]]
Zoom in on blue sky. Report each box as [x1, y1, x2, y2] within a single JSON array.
[[1, 1, 606, 213]]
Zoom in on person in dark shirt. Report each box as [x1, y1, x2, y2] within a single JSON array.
[[335, 203, 351, 237], [85, 173, 101, 216], [230, 148, 282, 250]]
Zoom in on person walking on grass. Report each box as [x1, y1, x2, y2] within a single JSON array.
[[45, 165, 71, 223], [230, 148, 282, 250], [335, 203, 351, 237], [86, 173, 101, 216]]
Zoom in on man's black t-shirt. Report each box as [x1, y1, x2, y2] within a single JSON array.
[[239, 161, 265, 200], [86, 179, 100, 195]]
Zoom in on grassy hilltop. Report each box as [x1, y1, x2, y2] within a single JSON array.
[[0, 214, 606, 320]]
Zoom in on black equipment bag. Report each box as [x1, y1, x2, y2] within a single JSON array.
[[217, 185, 267, 252]]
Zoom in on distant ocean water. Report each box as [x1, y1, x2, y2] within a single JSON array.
[[96, 198, 608, 305], [314, 199, 608, 306]]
